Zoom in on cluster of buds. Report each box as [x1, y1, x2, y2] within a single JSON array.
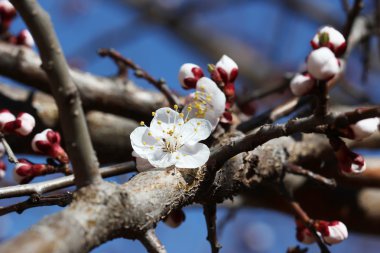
[[31, 129, 69, 164], [296, 219, 348, 245], [0, 1, 35, 47], [163, 209, 186, 228], [329, 136, 366, 175], [178, 55, 238, 124], [0, 110, 35, 136], [290, 26, 345, 96]]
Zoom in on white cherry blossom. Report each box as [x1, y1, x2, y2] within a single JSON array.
[[183, 77, 226, 129], [130, 107, 212, 169], [320, 221, 348, 244], [307, 47, 341, 80]]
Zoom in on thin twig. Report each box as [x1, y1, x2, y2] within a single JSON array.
[[314, 80, 328, 117], [138, 229, 167, 253], [203, 203, 222, 253], [343, 0, 364, 39], [98, 48, 180, 106], [0, 133, 18, 163], [286, 163, 336, 188], [11, 0, 101, 188], [0, 192, 73, 216], [0, 161, 136, 199]]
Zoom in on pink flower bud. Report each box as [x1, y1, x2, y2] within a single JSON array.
[[307, 47, 341, 80], [32, 129, 69, 163], [0, 160, 6, 179], [290, 73, 315, 96], [16, 29, 35, 48], [0, 109, 15, 130], [178, 63, 204, 89], [295, 220, 316, 244], [0, 0, 16, 32], [311, 26, 346, 57], [163, 209, 186, 228], [329, 137, 366, 175], [13, 159, 46, 184], [3, 112, 36, 136], [315, 220, 348, 245], [216, 55, 238, 83]]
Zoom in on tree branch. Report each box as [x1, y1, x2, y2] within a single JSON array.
[[11, 0, 100, 187], [203, 203, 222, 253], [139, 229, 167, 253]]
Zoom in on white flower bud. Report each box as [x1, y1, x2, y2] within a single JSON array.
[[307, 47, 341, 80], [216, 55, 238, 82], [17, 29, 35, 48], [349, 117, 379, 140], [290, 73, 315, 96], [0, 109, 15, 129], [178, 63, 204, 89], [321, 221, 348, 245], [14, 113, 35, 136], [311, 26, 346, 56]]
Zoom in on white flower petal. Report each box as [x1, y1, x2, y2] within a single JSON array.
[[132, 151, 154, 172], [184, 77, 226, 129], [307, 47, 341, 80], [130, 126, 159, 158], [313, 26, 345, 50], [147, 150, 177, 168], [180, 118, 212, 145], [175, 143, 210, 168], [150, 107, 184, 138]]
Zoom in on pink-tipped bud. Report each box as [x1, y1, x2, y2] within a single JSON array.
[[163, 209, 186, 228], [295, 220, 316, 245], [0, 109, 15, 130], [329, 137, 366, 175], [311, 26, 346, 57], [307, 47, 341, 80], [3, 112, 36, 136], [0, 0, 16, 32], [216, 55, 238, 83], [32, 129, 69, 164], [16, 29, 35, 48], [178, 63, 204, 89], [290, 73, 315, 96], [13, 158, 47, 184], [315, 220, 348, 245], [0, 159, 6, 179]]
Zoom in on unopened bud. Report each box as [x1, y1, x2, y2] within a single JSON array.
[[311, 26, 346, 57], [290, 73, 315, 96], [32, 129, 69, 164], [307, 47, 341, 80], [178, 63, 204, 89], [215, 55, 238, 83]]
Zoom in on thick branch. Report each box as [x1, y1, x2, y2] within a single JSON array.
[[11, 0, 100, 187], [139, 229, 167, 253]]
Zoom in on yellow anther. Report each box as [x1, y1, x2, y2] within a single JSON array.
[[140, 121, 145, 126], [150, 146, 154, 150], [187, 106, 192, 111], [179, 113, 184, 118], [152, 112, 156, 116], [148, 132, 152, 136], [157, 120, 162, 125], [166, 109, 170, 114], [174, 104, 179, 110], [178, 123, 183, 126], [176, 156, 180, 160], [143, 141, 147, 145], [197, 122, 201, 126], [199, 85, 205, 91], [202, 101, 207, 105], [206, 95, 212, 101]]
